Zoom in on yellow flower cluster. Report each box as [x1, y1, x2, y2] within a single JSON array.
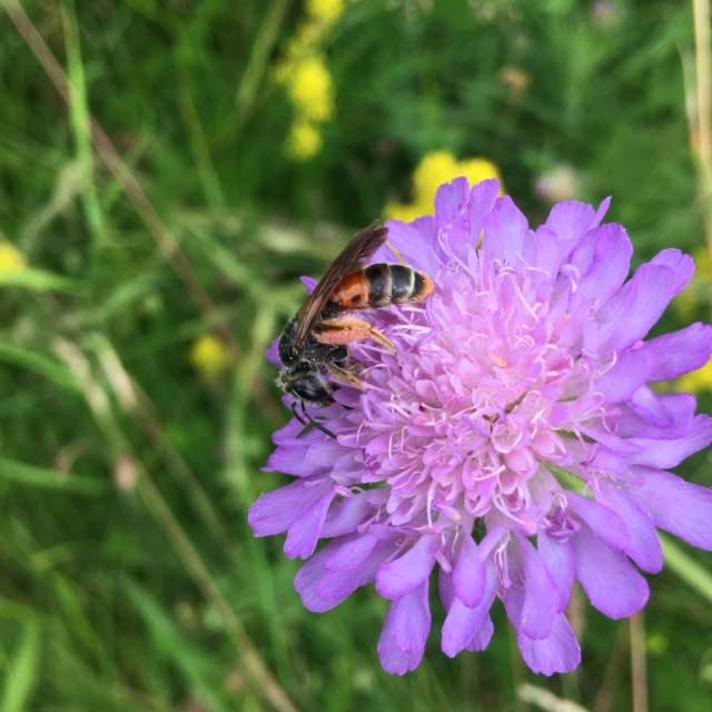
[[307, 0, 346, 27], [676, 360, 712, 394], [675, 247, 711, 320], [277, 0, 347, 161], [189, 335, 231, 380], [386, 151, 503, 221], [672, 248, 712, 393], [0, 241, 27, 275]]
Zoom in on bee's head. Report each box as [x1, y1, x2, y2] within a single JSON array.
[[276, 363, 334, 405]]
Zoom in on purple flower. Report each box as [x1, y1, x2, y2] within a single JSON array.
[[250, 178, 712, 676]]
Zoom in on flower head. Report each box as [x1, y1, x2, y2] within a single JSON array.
[[287, 119, 323, 161], [676, 359, 712, 393], [190, 335, 231, 379], [0, 241, 27, 275], [307, 0, 346, 29], [251, 179, 712, 676], [534, 164, 581, 204], [387, 152, 501, 220], [285, 55, 334, 123], [674, 247, 711, 319]]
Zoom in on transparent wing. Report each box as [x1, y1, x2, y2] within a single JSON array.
[[294, 223, 388, 348]]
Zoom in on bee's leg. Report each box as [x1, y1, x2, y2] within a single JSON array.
[[386, 239, 408, 267], [292, 400, 336, 439], [313, 317, 396, 352], [291, 401, 308, 427], [326, 363, 364, 389]]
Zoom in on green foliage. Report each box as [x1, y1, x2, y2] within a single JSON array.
[[0, 1, 710, 710]]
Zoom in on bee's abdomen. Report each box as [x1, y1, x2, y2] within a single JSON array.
[[330, 264, 435, 310]]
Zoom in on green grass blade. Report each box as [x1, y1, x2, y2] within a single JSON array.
[[0, 341, 80, 393], [0, 457, 106, 495], [1, 620, 41, 712], [662, 534, 712, 603], [61, 0, 107, 246], [0, 268, 78, 293], [124, 581, 228, 711]]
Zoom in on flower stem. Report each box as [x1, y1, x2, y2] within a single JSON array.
[[661, 534, 712, 603], [629, 614, 649, 712]]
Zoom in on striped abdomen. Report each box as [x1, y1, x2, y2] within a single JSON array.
[[329, 264, 435, 310]]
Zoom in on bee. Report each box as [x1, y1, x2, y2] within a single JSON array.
[[277, 223, 435, 437]]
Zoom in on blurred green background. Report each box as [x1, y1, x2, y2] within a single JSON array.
[[1, 0, 711, 710]]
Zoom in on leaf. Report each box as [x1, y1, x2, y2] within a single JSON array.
[[661, 534, 712, 603], [0, 341, 80, 393], [546, 464, 587, 494], [0, 267, 79, 293], [1, 620, 41, 712], [124, 581, 227, 710], [0, 457, 105, 495]]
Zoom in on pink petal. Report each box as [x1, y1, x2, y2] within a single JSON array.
[[452, 535, 486, 608], [295, 537, 391, 613], [300, 275, 318, 293], [323, 532, 380, 572], [588, 263, 677, 354], [593, 196, 612, 226], [566, 493, 629, 552], [649, 249, 695, 294], [626, 468, 712, 551], [537, 532, 575, 612], [320, 492, 377, 538], [597, 483, 663, 573], [441, 561, 497, 657], [264, 446, 329, 477], [571, 223, 633, 311], [266, 336, 281, 367], [625, 415, 712, 468], [377, 581, 432, 675], [468, 179, 500, 245], [284, 489, 336, 559], [248, 479, 330, 536], [469, 615, 495, 651], [483, 196, 528, 265], [596, 347, 652, 403], [518, 614, 581, 676], [435, 177, 469, 228], [380, 220, 441, 275], [375, 535, 438, 600], [643, 323, 712, 381], [545, 200, 596, 245], [574, 528, 649, 619], [518, 536, 558, 640]]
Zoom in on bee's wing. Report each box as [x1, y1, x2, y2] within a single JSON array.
[[294, 223, 388, 348]]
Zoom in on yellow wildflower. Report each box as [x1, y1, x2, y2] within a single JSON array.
[[307, 0, 346, 28], [384, 201, 428, 223], [287, 119, 323, 161], [190, 335, 231, 379], [676, 359, 712, 394], [287, 55, 334, 123], [0, 241, 27, 275], [674, 248, 711, 319], [280, 21, 325, 69], [386, 151, 502, 220], [412, 151, 460, 208], [457, 158, 503, 194]]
